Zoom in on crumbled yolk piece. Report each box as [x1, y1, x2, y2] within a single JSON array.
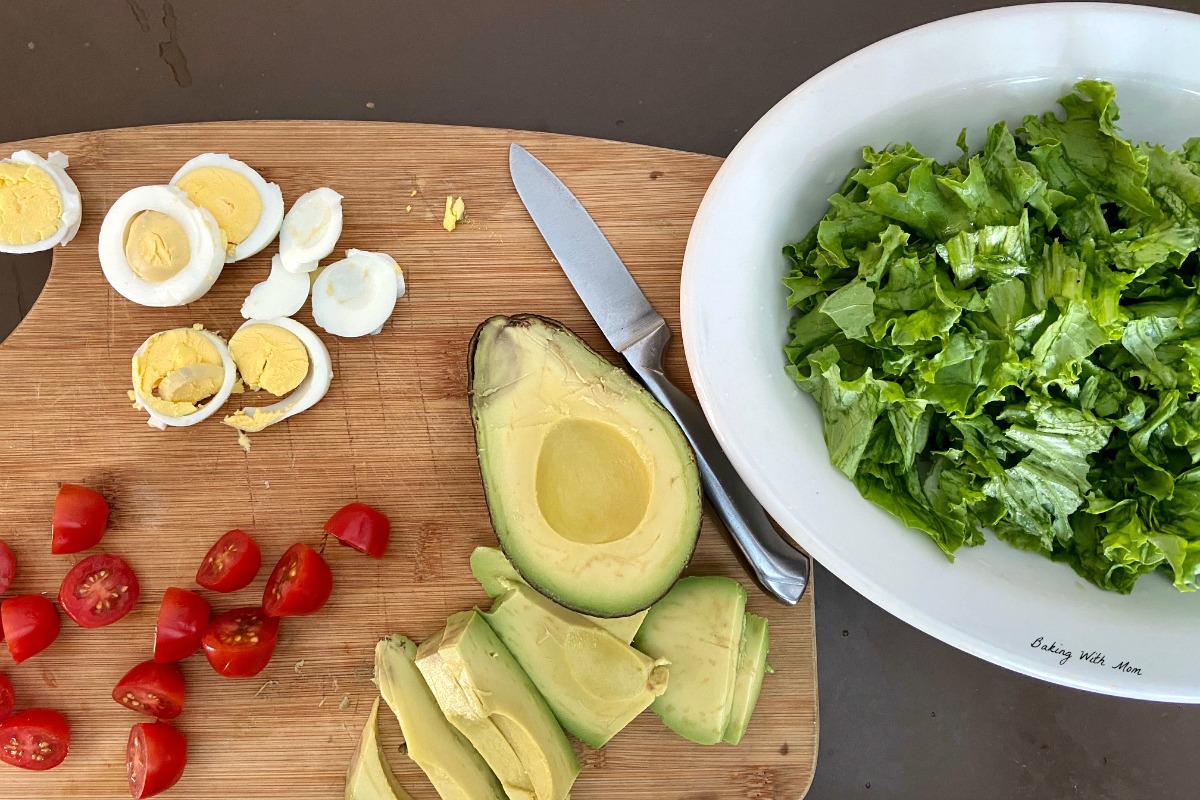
[[442, 196, 465, 232], [175, 166, 262, 258], [123, 210, 191, 282], [0, 161, 62, 246], [131, 329, 223, 418], [229, 323, 309, 396]]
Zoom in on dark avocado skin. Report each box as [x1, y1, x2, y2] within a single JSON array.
[[466, 314, 699, 618]]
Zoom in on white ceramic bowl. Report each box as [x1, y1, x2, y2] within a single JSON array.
[[681, 2, 1200, 702]]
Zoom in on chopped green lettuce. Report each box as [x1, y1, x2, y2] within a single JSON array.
[[783, 80, 1200, 593]]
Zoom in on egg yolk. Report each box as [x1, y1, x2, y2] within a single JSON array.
[[229, 324, 310, 396], [132, 328, 224, 418], [124, 210, 191, 282], [174, 166, 262, 258], [0, 161, 63, 246]]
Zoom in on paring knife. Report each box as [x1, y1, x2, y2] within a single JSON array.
[[508, 143, 812, 605]]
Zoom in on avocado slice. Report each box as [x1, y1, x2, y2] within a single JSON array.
[[345, 697, 415, 800], [483, 581, 669, 748], [416, 610, 579, 800], [468, 315, 702, 618], [632, 576, 747, 745], [470, 546, 648, 644], [374, 636, 505, 800], [721, 613, 770, 745]]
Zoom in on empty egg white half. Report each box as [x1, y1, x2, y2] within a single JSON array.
[[170, 153, 284, 263], [241, 253, 311, 320], [223, 317, 333, 433], [132, 326, 237, 430], [279, 187, 343, 273], [0, 150, 82, 254], [99, 185, 225, 307], [311, 249, 404, 337]]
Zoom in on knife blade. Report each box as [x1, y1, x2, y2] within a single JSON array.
[[509, 143, 811, 605]]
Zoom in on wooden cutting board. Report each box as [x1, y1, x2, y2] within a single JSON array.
[[0, 122, 817, 800]]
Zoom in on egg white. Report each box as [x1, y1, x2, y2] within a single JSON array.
[[279, 187, 343, 273], [133, 328, 238, 430], [98, 185, 225, 307], [225, 317, 333, 430], [170, 153, 284, 263], [311, 249, 402, 337], [0, 150, 82, 254], [241, 254, 310, 320]]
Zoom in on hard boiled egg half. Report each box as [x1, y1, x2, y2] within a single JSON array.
[[171, 154, 284, 263], [0, 151, 82, 254], [223, 318, 333, 433], [312, 249, 405, 337], [132, 326, 238, 430], [99, 185, 226, 307]]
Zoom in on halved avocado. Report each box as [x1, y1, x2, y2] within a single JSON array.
[[470, 546, 648, 644], [722, 612, 770, 745], [345, 697, 415, 800], [468, 315, 702, 617], [632, 576, 747, 745], [483, 581, 669, 748]]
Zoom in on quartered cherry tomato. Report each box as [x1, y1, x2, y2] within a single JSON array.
[[51, 483, 110, 555], [262, 543, 332, 618], [0, 709, 69, 771], [202, 607, 279, 679], [0, 673, 13, 724], [1, 595, 60, 663], [324, 502, 391, 559], [113, 661, 186, 721], [195, 529, 260, 593], [0, 541, 15, 594], [59, 553, 140, 628], [153, 588, 210, 663], [127, 722, 187, 799]]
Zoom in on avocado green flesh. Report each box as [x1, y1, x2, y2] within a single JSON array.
[[484, 582, 669, 748], [722, 613, 770, 745], [345, 697, 416, 800], [416, 610, 580, 800], [633, 576, 747, 745], [374, 636, 505, 800], [470, 546, 648, 644], [469, 315, 701, 617]]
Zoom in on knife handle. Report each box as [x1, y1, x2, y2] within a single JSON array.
[[623, 325, 812, 605]]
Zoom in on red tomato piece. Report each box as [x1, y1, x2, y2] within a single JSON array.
[[0, 709, 69, 771], [195, 529, 261, 593], [153, 588, 210, 663], [0, 673, 13, 724], [262, 543, 333, 618], [1, 595, 60, 663], [0, 541, 14, 595], [112, 661, 186, 721], [127, 722, 187, 799], [324, 502, 391, 559], [201, 607, 279, 678], [51, 483, 110, 555], [59, 554, 140, 629]]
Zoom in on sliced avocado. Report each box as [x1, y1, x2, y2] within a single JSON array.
[[721, 613, 770, 745], [374, 636, 505, 800], [416, 610, 579, 800], [632, 576, 747, 745], [345, 697, 415, 800], [469, 315, 702, 618], [470, 546, 648, 644], [483, 581, 669, 748]]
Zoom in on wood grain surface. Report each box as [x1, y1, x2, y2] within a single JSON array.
[[0, 122, 816, 800]]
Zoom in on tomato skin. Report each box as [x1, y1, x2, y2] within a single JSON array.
[[51, 483, 110, 555], [0, 540, 14, 595], [127, 722, 187, 799], [113, 661, 186, 721], [202, 607, 279, 678], [0, 673, 13, 724], [153, 588, 210, 663], [1, 595, 60, 663], [324, 502, 391, 559], [195, 529, 261, 593], [262, 543, 333, 617], [0, 709, 69, 771], [59, 553, 140, 628]]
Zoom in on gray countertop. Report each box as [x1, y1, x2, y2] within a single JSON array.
[[3, 2, 1199, 797]]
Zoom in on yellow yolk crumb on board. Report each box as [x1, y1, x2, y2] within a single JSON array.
[[442, 196, 465, 232]]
